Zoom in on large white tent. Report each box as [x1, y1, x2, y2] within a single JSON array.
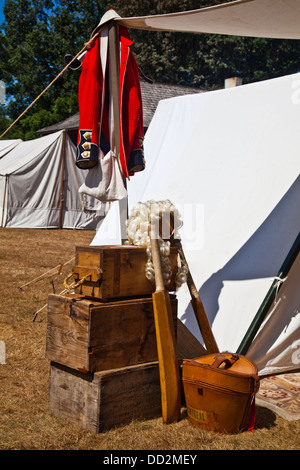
[[91, 72, 300, 376], [0, 131, 105, 229], [89, 1, 300, 377]]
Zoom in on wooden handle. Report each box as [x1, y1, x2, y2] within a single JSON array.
[[176, 242, 219, 354], [151, 210, 219, 354], [150, 227, 165, 292], [190, 297, 219, 354], [150, 227, 181, 424], [152, 290, 181, 423]]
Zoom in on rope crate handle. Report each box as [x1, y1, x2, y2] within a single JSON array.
[[64, 272, 94, 290]]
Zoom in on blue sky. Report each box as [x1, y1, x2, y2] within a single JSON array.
[[0, 0, 5, 24]]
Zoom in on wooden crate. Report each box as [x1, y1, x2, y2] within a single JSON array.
[[71, 245, 178, 300], [48, 322, 207, 433], [49, 361, 162, 433], [46, 293, 178, 373]]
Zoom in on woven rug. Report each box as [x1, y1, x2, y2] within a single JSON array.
[[256, 372, 300, 421]]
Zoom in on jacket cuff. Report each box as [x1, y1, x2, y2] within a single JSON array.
[[127, 137, 146, 173], [76, 130, 99, 169]]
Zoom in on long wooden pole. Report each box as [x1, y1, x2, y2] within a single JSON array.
[[174, 241, 219, 354], [236, 232, 300, 355], [108, 22, 120, 165], [108, 21, 127, 187], [1, 175, 8, 227], [108, 21, 128, 242], [58, 130, 66, 229]]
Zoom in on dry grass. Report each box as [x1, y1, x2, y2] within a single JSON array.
[[0, 228, 299, 451]]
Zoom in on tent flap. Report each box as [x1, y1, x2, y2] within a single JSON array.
[[247, 252, 300, 376], [0, 139, 22, 159], [117, 0, 300, 39]]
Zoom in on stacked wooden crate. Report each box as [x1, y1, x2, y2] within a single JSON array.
[[46, 245, 180, 433]]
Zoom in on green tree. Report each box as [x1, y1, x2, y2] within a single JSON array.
[[1, 0, 300, 140], [0, 0, 109, 139]]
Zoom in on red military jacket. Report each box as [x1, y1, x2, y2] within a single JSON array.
[[76, 26, 145, 179]]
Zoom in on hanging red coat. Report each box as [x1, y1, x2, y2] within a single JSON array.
[[76, 26, 145, 179]]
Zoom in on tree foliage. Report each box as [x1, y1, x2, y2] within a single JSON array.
[[0, 0, 110, 139], [1, 0, 300, 140]]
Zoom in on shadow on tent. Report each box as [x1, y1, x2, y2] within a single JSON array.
[[182, 174, 300, 339]]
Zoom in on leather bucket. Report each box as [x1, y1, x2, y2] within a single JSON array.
[[182, 353, 260, 433]]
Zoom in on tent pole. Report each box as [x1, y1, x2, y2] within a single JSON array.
[[58, 131, 66, 230], [108, 20, 128, 243], [236, 231, 300, 355], [1, 175, 8, 228], [108, 21, 120, 165]]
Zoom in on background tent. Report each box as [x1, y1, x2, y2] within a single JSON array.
[[91, 72, 300, 376], [0, 130, 105, 229]]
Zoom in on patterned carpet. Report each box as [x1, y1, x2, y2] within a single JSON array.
[[256, 372, 300, 421]]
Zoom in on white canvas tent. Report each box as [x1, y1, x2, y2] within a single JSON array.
[[0, 130, 105, 229], [91, 72, 300, 376], [88, 1, 300, 377]]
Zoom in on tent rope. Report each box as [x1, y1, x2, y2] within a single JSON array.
[[63, 271, 94, 290], [32, 288, 68, 322], [0, 31, 100, 140], [18, 256, 75, 290], [273, 275, 288, 304]]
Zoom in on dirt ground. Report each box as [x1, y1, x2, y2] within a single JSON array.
[[0, 228, 299, 451]]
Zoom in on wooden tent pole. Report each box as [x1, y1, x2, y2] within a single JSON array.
[[1, 175, 8, 227], [58, 131, 66, 230], [108, 20, 128, 242], [236, 231, 300, 355], [108, 21, 120, 168]]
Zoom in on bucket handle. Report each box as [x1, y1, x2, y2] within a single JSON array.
[[211, 354, 239, 370]]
